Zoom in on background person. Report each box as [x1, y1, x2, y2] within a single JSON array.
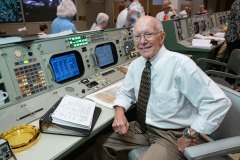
[[51, 0, 77, 34], [93, 16, 231, 160], [125, 0, 145, 27], [224, 0, 240, 61], [156, 0, 177, 21], [198, 4, 208, 14], [90, 13, 109, 30], [38, 24, 48, 35], [180, 6, 191, 17], [116, 0, 131, 28]]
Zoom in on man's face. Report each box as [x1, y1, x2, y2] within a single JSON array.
[[162, 1, 170, 11], [133, 18, 165, 60]]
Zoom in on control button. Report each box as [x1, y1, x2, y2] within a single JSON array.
[[81, 78, 89, 84], [13, 48, 24, 59], [28, 52, 33, 56]]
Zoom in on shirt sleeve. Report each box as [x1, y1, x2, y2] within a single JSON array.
[[113, 63, 136, 111], [178, 59, 231, 134]]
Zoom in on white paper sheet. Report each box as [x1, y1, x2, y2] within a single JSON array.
[[85, 81, 123, 109]]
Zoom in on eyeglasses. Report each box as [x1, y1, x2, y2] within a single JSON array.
[[133, 32, 161, 41]]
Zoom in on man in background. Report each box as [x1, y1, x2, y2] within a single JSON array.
[[198, 4, 208, 14], [156, 0, 177, 21], [116, 0, 129, 28], [125, 0, 145, 27]]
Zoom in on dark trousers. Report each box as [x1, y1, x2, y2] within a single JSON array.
[[226, 39, 240, 61]]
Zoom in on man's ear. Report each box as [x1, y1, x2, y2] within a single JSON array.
[[160, 32, 166, 44]]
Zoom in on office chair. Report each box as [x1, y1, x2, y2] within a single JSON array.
[[128, 85, 240, 160], [197, 49, 240, 90], [184, 84, 240, 160]]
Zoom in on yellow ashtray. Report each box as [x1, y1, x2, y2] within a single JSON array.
[[223, 26, 228, 31], [0, 124, 40, 152]]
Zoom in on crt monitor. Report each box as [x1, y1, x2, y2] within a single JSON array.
[[49, 51, 84, 84], [95, 42, 118, 69], [22, 0, 76, 22], [193, 22, 200, 34], [0, 0, 23, 23]]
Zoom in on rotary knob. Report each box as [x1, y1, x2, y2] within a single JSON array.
[[13, 48, 24, 59]]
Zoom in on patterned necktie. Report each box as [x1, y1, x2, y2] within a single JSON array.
[[134, 61, 151, 134]]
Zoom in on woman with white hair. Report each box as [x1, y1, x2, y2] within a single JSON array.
[[90, 13, 109, 30], [51, 0, 77, 34]]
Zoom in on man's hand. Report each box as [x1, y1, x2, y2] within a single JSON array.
[[177, 128, 199, 153], [112, 106, 129, 135], [177, 136, 198, 153]]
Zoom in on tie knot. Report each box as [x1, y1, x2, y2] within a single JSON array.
[[145, 61, 151, 69]]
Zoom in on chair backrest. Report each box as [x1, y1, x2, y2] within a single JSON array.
[[210, 84, 240, 140], [227, 49, 240, 75]]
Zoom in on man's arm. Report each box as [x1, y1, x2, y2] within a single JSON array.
[[169, 4, 177, 16], [178, 58, 231, 134]]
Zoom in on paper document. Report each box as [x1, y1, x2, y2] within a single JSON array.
[[86, 81, 123, 109], [213, 32, 225, 38], [192, 39, 212, 48], [51, 95, 96, 129]]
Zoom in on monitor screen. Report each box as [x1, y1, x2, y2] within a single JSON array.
[[0, 0, 23, 23], [193, 22, 199, 34], [49, 51, 84, 83], [95, 42, 118, 69], [22, 0, 76, 22]]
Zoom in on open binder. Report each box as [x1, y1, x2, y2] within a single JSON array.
[[39, 97, 101, 136]]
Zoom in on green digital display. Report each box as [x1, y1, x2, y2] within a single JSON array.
[[68, 36, 88, 48]]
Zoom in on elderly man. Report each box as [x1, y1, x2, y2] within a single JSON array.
[[94, 16, 231, 160]]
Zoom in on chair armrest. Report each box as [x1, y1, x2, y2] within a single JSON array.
[[206, 70, 240, 79], [184, 136, 240, 160], [197, 58, 227, 67]]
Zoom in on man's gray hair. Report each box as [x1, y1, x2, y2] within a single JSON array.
[[57, 0, 77, 18]]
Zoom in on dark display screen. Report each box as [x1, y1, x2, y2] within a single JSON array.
[[0, 0, 23, 23], [22, 0, 76, 22], [50, 51, 84, 83], [95, 42, 118, 68], [194, 22, 199, 34]]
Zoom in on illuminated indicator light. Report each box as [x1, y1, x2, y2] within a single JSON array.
[[70, 42, 72, 44]]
